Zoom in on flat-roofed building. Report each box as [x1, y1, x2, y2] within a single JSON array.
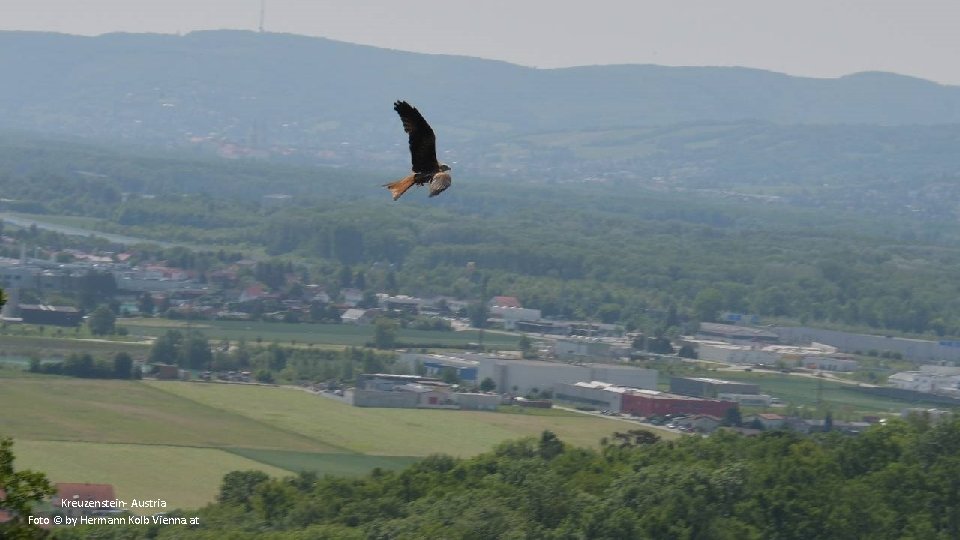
[[19, 304, 82, 326], [400, 353, 658, 396], [697, 322, 779, 344], [670, 377, 760, 398], [620, 389, 737, 418], [554, 381, 628, 411], [718, 393, 773, 407]]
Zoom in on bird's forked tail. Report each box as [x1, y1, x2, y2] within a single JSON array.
[[384, 174, 416, 201]]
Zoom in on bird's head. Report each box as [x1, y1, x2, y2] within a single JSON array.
[[439, 163, 451, 172]]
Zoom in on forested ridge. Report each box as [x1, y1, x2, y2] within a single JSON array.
[[4, 137, 960, 337], [44, 417, 960, 539]]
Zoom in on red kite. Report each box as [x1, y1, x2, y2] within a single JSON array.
[[385, 100, 452, 200]]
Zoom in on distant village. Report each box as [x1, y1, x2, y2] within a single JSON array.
[[3, 235, 960, 433]]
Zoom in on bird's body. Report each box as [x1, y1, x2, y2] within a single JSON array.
[[385, 101, 452, 200]]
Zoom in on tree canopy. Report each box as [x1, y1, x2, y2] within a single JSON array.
[[48, 417, 960, 539]]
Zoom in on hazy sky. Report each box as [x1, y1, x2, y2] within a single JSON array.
[[3, 0, 959, 85]]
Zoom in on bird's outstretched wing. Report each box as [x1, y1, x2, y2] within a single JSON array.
[[428, 172, 452, 198], [394, 100, 440, 174]]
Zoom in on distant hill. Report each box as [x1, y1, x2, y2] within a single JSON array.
[[1, 30, 959, 192]]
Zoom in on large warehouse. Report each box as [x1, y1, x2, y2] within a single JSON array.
[[621, 390, 737, 418], [400, 353, 658, 395], [555, 381, 738, 418], [554, 381, 629, 411], [670, 377, 760, 398]]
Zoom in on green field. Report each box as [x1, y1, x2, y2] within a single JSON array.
[[147, 381, 634, 456], [119, 319, 521, 350], [0, 378, 334, 451], [13, 440, 291, 512], [0, 334, 151, 359], [224, 448, 422, 476], [3, 375, 639, 510]]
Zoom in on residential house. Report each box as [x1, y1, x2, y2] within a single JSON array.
[[382, 295, 422, 314], [0, 488, 10, 523], [489, 306, 542, 330], [53, 483, 121, 516], [341, 288, 365, 307], [239, 285, 266, 303], [341, 308, 376, 325], [489, 296, 522, 308]]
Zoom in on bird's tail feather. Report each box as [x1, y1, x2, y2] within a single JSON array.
[[384, 174, 416, 200]]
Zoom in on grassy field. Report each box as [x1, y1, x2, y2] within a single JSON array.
[[13, 440, 290, 513], [224, 448, 422, 476], [147, 381, 636, 456], [3, 373, 642, 510], [0, 378, 336, 451], [0, 334, 151, 359], [119, 319, 521, 350]]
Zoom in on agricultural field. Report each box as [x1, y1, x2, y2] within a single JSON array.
[[0, 333, 151, 359], [0, 377, 334, 450], [146, 381, 637, 456], [13, 440, 291, 513], [1, 372, 640, 510], [223, 448, 422, 476], [119, 318, 521, 350]]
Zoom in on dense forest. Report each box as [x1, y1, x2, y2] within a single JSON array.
[[33, 415, 960, 539], [5, 137, 960, 338]]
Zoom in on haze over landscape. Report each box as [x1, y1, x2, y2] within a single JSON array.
[[2, 3, 960, 539]]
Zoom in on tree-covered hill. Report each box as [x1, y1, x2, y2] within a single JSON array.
[[1, 30, 959, 189]]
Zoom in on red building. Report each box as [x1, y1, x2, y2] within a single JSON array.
[[621, 389, 736, 418]]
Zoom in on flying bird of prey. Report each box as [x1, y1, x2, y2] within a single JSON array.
[[384, 100, 452, 200]]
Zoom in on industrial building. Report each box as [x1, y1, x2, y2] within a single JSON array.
[[455, 393, 503, 410], [352, 373, 457, 408], [399, 353, 658, 395], [670, 377, 760, 398], [555, 381, 738, 418], [479, 356, 657, 395], [801, 355, 860, 372], [488, 305, 542, 330], [552, 338, 612, 359], [554, 381, 629, 411], [17, 304, 82, 326], [620, 390, 737, 418], [420, 355, 479, 384], [697, 322, 779, 344], [689, 341, 780, 365], [717, 393, 773, 407]]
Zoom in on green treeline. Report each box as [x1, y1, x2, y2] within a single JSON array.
[[29, 352, 138, 379], [146, 331, 397, 382], [6, 139, 960, 337], [50, 416, 960, 539]]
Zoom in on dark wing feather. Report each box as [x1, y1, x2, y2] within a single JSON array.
[[394, 101, 440, 174]]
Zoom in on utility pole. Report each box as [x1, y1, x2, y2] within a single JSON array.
[[816, 376, 823, 407], [259, 0, 266, 33]]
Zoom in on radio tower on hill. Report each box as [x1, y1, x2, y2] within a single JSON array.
[[259, 0, 266, 33]]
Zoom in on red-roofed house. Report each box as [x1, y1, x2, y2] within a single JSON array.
[[0, 488, 11, 523], [53, 483, 119, 516], [489, 296, 522, 308], [239, 285, 266, 303]]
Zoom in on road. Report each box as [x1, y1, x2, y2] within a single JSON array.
[[0, 212, 207, 250]]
